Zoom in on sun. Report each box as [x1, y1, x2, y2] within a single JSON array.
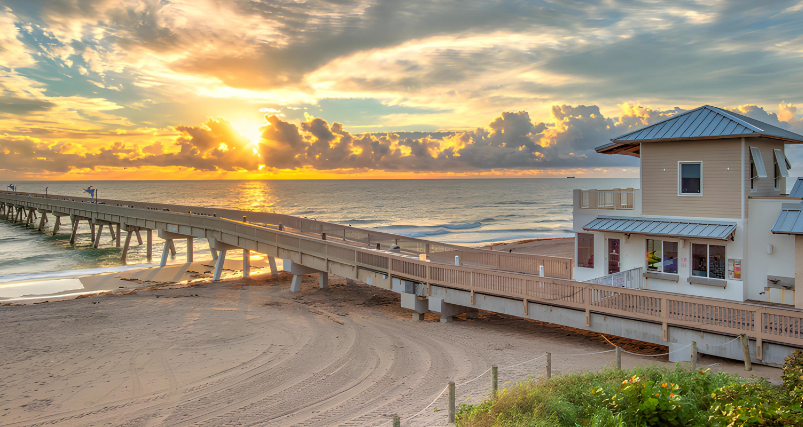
[[231, 119, 267, 147]]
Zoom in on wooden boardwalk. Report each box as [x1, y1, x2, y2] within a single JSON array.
[[2, 190, 803, 364]]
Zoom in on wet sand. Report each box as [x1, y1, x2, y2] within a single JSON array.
[[0, 257, 781, 426]]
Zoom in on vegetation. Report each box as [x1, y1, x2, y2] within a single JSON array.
[[456, 350, 803, 427]]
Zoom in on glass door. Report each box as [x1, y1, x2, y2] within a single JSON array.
[[608, 238, 620, 274]]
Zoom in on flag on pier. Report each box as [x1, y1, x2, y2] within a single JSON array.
[[7, 184, 15, 191], [84, 186, 96, 198]]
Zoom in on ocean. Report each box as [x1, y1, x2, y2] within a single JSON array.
[[0, 178, 637, 277]]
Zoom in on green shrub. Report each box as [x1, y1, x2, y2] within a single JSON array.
[[783, 350, 803, 392], [456, 365, 803, 427]]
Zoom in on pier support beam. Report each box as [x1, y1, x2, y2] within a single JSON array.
[[121, 227, 133, 263], [268, 256, 278, 275], [146, 229, 153, 261], [115, 223, 121, 248], [213, 250, 227, 281], [108, 223, 116, 242], [159, 239, 171, 267], [135, 229, 143, 245], [70, 218, 80, 245], [282, 259, 322, 292], [319, 272, 329, 289], [38, 212, 47, 231], [90, 223, 96, 243], [242, 249, 250, 278], [186, 237, 194, 263], [52, 215, 64, 235], [93, 224, 104, 248]]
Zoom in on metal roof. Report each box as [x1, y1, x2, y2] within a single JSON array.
[[583, 216, 737, 240], [790, 177, 803, 198], [772, 204, 803, 235], [597, 105, 803, 157]]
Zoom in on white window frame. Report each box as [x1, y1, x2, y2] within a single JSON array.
[[646, 239, 679, 275], [678, 161, 703, 197], [690, 242, 727, 280]]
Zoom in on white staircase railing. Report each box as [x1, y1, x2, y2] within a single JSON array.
[[586, 267, 644, 289]]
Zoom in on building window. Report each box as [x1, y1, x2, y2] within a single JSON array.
[[775, 157, 781, 190], [578, 233, 594, 268], [691, 243, 726, 279], [646, 239, 678, 274], [679, 162, 702, 195]]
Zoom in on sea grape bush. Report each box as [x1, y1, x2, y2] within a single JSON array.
[[456, 361, 803, 427]]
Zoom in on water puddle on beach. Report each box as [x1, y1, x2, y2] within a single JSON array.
[[0, 278, 105, 301]]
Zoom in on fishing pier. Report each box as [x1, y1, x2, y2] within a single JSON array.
[[2, 190, 803, 367]]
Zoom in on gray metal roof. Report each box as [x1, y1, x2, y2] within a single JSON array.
[[583, 216, 737, 240], [790, 177, 803, 198], [771, 204, 803, 235], [597, 105, 803, 156]]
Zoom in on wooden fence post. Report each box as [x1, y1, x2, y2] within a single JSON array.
[[740, 335, 752, 371], [615, 347, 621, 369], [691, 341, 698, 371], [491, 366, 498, 396], [546, 352, 552, 379], [448, 381, 455, 423]]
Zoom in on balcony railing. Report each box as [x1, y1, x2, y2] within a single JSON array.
[[579, 188, 635, 210], [586, 267, 644, 289]]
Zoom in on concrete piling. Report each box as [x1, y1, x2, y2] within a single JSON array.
[[213, 250, 227, 281], [242, 249, 250, 278], [187, 237, 194, 263], [146, 229, 153, 261]]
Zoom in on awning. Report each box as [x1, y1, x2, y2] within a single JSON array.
[[771, 204, 803, 235], [750, 147, 768, 179], [583, 216, 737, 240]]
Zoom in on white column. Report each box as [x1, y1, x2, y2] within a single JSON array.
[[213, 250, 227, 281], [268, 256, 277, 275], [186, 237, 194, 263], [319, 272, 328, 289], [159, 240, 170, 267], [242, 249, 250, 278], [290, 275, 302, 292]]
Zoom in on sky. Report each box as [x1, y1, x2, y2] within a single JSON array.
[[3, 0, 803, 180]]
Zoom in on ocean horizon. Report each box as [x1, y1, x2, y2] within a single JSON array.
[[0, 178, 637, 277]]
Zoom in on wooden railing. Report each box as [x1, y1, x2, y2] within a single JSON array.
[[3, 191, 803, 354], [579, 188, 635, 210]]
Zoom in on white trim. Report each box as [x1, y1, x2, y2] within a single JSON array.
[[690, 241, 727, 280], [677, 161, 703, 196], [741, 138, 745, 220]]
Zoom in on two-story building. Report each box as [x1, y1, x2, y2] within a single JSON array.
[[573, 105, 803, 308]]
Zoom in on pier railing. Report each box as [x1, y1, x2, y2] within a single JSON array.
[[0, 190, 573, 279], [2, 191, 802, 356]]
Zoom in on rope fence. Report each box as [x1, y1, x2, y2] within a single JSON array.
[[382, 333, 756, 426]]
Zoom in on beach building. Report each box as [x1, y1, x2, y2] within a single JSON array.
[[573, 105, 803, 309]]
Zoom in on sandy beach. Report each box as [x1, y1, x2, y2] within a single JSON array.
[[0, 247, 781, 426]]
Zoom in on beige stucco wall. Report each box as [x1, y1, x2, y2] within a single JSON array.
[[641, 139, 742, 218]]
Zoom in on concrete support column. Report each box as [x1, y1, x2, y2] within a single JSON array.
[[160, 239, 171, 267], [146, 229, 153, 261], [70, 218, 80, 245], [115, 223, 121, 248], [90, 223, 96, 243], [213, 250, 227, 281], [242, 249, 250, 278], [319, 272, 328, 289], [290, 275, 303, 292], [121, 228, 133, 263], [169, 240, 177, 256], [38, 212, 47, 231], [186, 237, 194, 263], [135, 229, 143, 245], [93, 224, 104, 248], [268, 256, 278, 275], [52, 216, 61, 235]]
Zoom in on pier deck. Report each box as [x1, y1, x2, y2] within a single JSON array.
[[2, 190, 802, 366]]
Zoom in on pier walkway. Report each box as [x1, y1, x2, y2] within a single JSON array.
[[1, 190, 802, 367]]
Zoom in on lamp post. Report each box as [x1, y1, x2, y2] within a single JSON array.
[[45, 187, 48, 199]]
